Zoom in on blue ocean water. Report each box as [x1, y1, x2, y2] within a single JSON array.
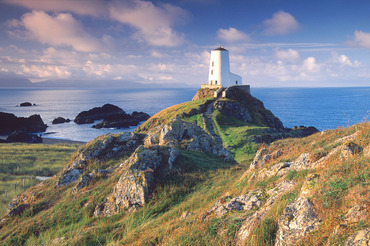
[[0, 87, 369, 142]]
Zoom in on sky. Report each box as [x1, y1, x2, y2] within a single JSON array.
[[0, 0, 370, 88]]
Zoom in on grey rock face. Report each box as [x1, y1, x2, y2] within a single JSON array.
[[214, 100, 252, 123], [97, 146, 162, 216], [236, 181, 296, 245], [275, 197, 322, 246], [168, 147, 180, 169], [57, 132, 140, 187]]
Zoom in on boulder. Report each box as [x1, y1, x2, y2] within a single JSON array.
[[6, 131, 42, 143], [0, 112, 47, 134], [52, 117, 71, 124], [275, 197, 322, 246], [74, 103, 126, 124]]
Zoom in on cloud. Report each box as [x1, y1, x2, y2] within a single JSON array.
[[2, 0, 107, 17], [263, 11, 300, 35], [275, 48, 300, 62], [217, 27, 251, 43], [347, 30, 370, 49], [14, 11, 103, 52], [109, 0, 187, 47]]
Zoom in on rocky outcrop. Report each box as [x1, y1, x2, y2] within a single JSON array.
[[57, 132, 140, 187], [214, 100, 252, 123], [275, 197, 322, 246], [145, 117, 233, 161], [72, 168, 111, 194], [74, 104, 126, 124], [52, 117, 71, 124], [92, 111, 150, 129], [5, 131, 42, 143], [74, 104, 150, 128], [219, 86, 284, 130], [236, 181, 296, 245], [0, 112, 47, 134], [96, 146, 163, 216]]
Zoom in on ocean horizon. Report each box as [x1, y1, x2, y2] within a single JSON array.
[[1, 86, 369, 142]]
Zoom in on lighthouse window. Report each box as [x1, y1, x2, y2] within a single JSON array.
[[212, 61, 214, 67], [211, 70, 213, 75], [236, 81, 238, 85], [215, 80, 218, 85]]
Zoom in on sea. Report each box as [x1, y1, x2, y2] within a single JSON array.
[[0, 87, 369, 142]]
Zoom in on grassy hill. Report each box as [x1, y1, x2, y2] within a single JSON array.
[[0, 92, 368, 245]]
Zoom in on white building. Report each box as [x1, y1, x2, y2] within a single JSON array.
[[208, 46, 242, 87]]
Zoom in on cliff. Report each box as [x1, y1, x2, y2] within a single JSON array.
[[0, 88, 368, 245]]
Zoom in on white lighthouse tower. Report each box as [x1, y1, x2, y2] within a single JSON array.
[[208, 46, 242, 87]]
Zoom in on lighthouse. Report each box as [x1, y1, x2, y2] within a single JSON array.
[[208, 46, 242, 87]]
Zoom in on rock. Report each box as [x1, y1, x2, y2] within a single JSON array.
[[19, 102, 33, 107], [97, 146, 163, 215], [72, 174, 93, 194], [275, 197, 322, 246], [6, 131, 42, 143], [57, 132, 140, 187], [344, 229, 370, 246], [74, 103, 126, 124], [214, 100, 252, 122], [207, 190, 267, 218], [236, 181, 296, 245], [0, 112, 47, 134], [92, 111, 150, 129], [249, 147, 269, 171], [168, 147, 180, 169], [52, 117, 71, 124]]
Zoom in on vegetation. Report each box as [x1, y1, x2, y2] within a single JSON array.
[[0, 143, 80, 217], [0, 94, 368, 245]]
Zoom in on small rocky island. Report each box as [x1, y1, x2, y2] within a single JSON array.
[[74, 103, 150, 129], [0, 112, 47, 135]]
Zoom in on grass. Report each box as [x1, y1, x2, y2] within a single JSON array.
[[136, 98, 213, 133], [0, 106, 368, 245], [0, 143, 80, 217], [211, 109, 266, 164]]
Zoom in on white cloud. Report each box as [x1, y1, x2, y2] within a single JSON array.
[[109, 0, 187, 47], [275, 48, 300, 62], [348, 30, 370, 49], [3, 0, 107, 17], [13, 11, 103, 52], [263, 11, 300, 35], [302, 57, 320, 73], [217, 27, 251, 43]]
